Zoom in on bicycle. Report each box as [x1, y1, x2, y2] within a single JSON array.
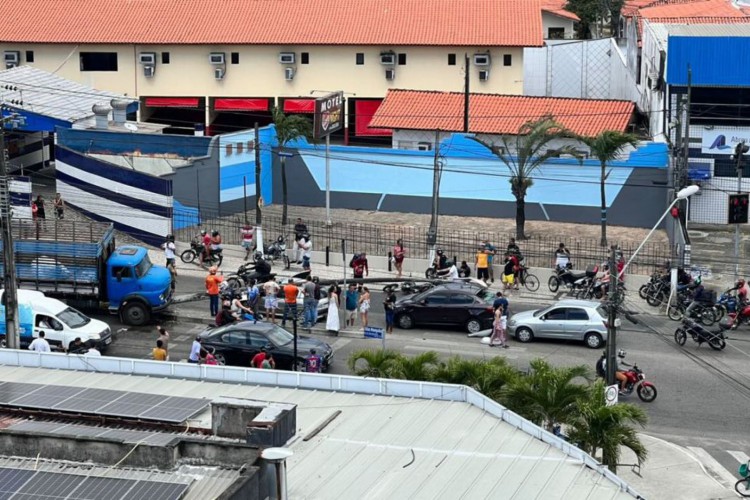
[[517, 266, 539, 292], [735, 460, 750, 497]]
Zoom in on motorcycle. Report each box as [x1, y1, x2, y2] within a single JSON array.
[[619, 364, 658, 402], [225, 261, 276, 294], [548, 264, 594, 294], [180, 238, 223, 267], [714, 291, 739, 322], [263, 235, 290, 269], [674, 318, 728, 350], [727, 301, 750, 330]]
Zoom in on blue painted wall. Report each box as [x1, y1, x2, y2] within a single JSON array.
[[667, 36, 750, 87], [56, 128, 212, 158], [218, 125, 275, 206], [1, 108, 70, 132]]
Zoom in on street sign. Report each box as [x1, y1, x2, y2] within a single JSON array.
[[605, 384, 619, 407], [364, 327, 384, 339], [313, 91, 344, 139]]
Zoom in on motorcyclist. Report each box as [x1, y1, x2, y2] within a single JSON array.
[[433, 249, 448, 271], [437, 260, 459, 280], [252, 251, 272, 276], [458, 261, 472, 278], [199, 229, 210, 265], [600, 349, 630, 394], [210, 230, 223, 253], [733, 279, 749, 304], [685, 277, 708, 318]]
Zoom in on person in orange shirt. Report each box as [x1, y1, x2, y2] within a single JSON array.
[[205, 266, 224, 317], [152, 339, 168, 361], [281, 278, 299, 327]]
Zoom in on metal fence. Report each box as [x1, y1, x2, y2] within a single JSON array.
[[174, 208, 670, 275]]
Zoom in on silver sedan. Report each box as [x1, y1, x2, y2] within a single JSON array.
[[507, 299, 617, 349]]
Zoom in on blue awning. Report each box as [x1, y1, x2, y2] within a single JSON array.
[[688, 161, 711, 180]]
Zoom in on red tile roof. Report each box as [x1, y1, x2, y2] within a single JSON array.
[[0, 0, 543, 47], [541, 0, 580, 21], [370, 90, 635, 137], [625, 0, 750, 40]]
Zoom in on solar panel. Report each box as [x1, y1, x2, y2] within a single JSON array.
[[0, 467, 35, 500], [0, 382, 43, 404], [6, 422, 187, 446], [67, 476, 135, 500], [51, 388, 127, 413], [125, 480, 190, 500]]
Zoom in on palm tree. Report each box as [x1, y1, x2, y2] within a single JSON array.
[[272, 107, 313, 226], [347, 349, 402, 378], [580, 131, 639, 247], [388, 351, 441, 381], [567, 380, 648, 472], [473, 116, 580, 240], [499, 358, 590, 432], [432, 356, 518, 400]]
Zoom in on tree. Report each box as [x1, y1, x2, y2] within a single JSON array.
[[580, 131, 638, 247], [388, 351, 441, 381], [347, 349, 402, 378], [432, 356, 518, 400], [565, 0, 624, 39], [473, 116, 580, 240], [567, 380, 648, 472], [272, 107, 313, 226]]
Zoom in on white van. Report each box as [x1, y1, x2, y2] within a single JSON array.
[[0, 290, 112, 352]]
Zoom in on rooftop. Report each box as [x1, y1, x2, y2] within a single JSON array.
[[0, 354, 641, 499], [624, 0, 750, 40], [0, 0, 543, 47], [653, 21, 750, 36], [369, 90, 635, 137], [541, 0, 580, 21]]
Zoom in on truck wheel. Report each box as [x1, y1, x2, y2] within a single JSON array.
[[122, 302, 151, 326]]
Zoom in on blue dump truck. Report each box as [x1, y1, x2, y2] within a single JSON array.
[[1, 220, 172, 326]]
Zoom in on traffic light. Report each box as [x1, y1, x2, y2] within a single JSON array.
[[728, 193, 749, 224]]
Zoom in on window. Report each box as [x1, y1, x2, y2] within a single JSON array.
[[301, 52, 309, 64], [547, 27, 565, 40], [448, 53, 456, 65], [111, 266, 132, 279], [236, 142, 243, 154], [247, 140, 255, 151], [449, 294, 474, 305], [36, 315, 63, 330], [356, 53, 364, 65], [79, 52, 118, 71], [398, 53, 407, 65], [161, 52, 170, 64], [25, 51, 34, 63], [503, 54, 512, 66], [134, 255, 152, 279], [567, 308, 590, 321], [424, 293, 449, 305], [226, 144, 233, 155], [221, 331, 248, 345], [57, 308, 90, 328], [247, 332, 269, 347], [231, 52, 239, 64], [544, 308, 567, 320]]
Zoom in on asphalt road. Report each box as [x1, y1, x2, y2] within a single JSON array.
[[94, 288, 750, 477]]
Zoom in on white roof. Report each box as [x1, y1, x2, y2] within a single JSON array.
[[0, 65, 132, 123], [0, 359, 639, 499], [647, 21, 750, 45]]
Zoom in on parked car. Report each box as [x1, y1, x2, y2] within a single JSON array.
[[507, 299, 616, 349], [199, 321, 334, 371], [394, 284, 495, 333]]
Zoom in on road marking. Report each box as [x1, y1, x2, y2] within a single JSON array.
[[687, 446, 738, 488], [175, 335, 190, 341], [728, 450, 750, 465], [404, 345, 518, 359], [330, 338, 352, 350]]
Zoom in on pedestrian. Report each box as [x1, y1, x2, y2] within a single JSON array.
[[298, 235, 312, 271], [304, 349, 322, 373], [152, 339, 168, 361], [53, 193, 65, 219], [502, 253, 516, 291], [31, 199, 38, 222], [326, 285, 340, 333], [312, 277, 322, 326], [281, 278, 299, 327], [384, 288, 396, 334], [241, 224, 255, 260], [204, 350, 219, 365], [34, 195, 46, 220], [162, 234, 177, 291], [28, 331, 51, 352], [205, 266, 223, 317], [302, 275, 317, 330], [352, 252, 369, 278], [261, 354, 275, 369], [230, 295, 253, 321], [554, 242, 571, 268], [359, 286, 371, 330], [67, 337, 86, 354], [507, 238, 521, 257], [246, 278, 260, 323], [475, 246, 489, 284], [293, 218, 308, 263], [393, 239, 406, 278], [263, 278, 280, 324], [483, 239, 497, 283], [493, 291, 509, 314], [188, 336, 203, 363], [156, 325, 170, 358], [489, 305, 509, 348], [251, 347, 269, 368], [459, 260, 471, 278], [345, 284, 359, 328]]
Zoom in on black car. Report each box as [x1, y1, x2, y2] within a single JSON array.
[[394, 284, 495, 333], [200, 321, 333, 371]]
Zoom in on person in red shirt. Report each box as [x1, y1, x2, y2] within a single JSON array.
[[281, 279, 299, 327], [199, 230, 211, 266], [205, 266, 223, 317], [251, 347, 275, 369]]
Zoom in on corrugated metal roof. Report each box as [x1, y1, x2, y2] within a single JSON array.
[[0, 66, 132, 123], [0, 365, 636, 499], [659, 22, 750, 35]]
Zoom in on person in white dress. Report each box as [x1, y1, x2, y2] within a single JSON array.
[[326, 285, 340, 333]]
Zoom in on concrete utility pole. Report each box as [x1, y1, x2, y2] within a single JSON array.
[[734, 141, 748, 280], [605, 245, 619, 390], [463, 54, 470, 133], [0, 111, 21, 349], [427, 129, 441, 265], [254, 122, 264, 256]]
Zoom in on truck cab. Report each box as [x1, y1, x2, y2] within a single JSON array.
[[106, 246, 172, 326]]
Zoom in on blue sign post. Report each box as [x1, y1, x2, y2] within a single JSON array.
[[364, 326, 385, 350]]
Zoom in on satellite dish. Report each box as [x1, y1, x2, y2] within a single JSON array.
[[124, 123, 138, 132]]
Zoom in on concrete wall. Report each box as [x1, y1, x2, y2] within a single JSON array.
[[4, 43, 526, 98], [542, 12, 576, 40]]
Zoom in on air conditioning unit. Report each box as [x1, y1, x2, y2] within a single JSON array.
[[209, 52, 225, 65], [215, 67, 225, 80], [380, 52, 396, 65], [473, 53, 491, 66], [4, 51, 20, 68], [285, 67, 295, 80], [144, 65, 155, 78], [139, 52, 156, 65], [417, 142, 432, 151], [279, 52, 296, 64], [479, 69, 490, 81], [385, 68, 395, 80]]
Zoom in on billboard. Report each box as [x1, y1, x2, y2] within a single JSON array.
[[702, 127, 750, 155], [314, 92, 344, 139]]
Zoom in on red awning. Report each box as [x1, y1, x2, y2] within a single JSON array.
[[145, 97, 200, 108], [355, 99, 391, 136], [283, 98, 315, 113], [214, 98, 269, 111]]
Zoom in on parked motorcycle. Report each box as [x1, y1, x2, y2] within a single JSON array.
[[548, 264, 593, 294], [263, 235, 290, 269], [180, 238, 223, 267], [667, 295, 716, 325], [674, 318, 728, 350]]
